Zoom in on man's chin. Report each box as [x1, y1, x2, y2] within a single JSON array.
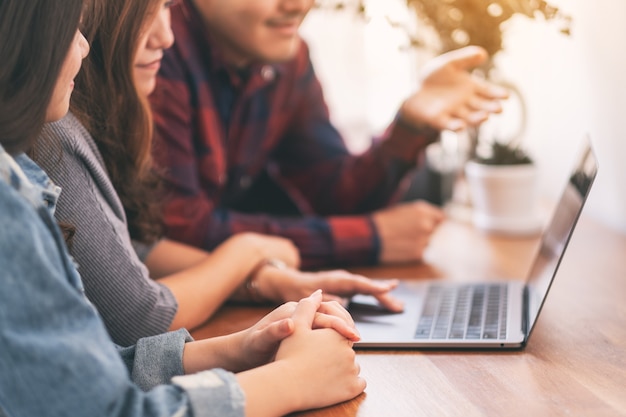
[[259, 38, 301, 63]]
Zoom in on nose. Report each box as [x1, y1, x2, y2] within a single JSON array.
[[147, 8, 175, 50], [280, 0, 313, 14]]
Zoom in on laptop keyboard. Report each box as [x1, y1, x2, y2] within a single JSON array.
[[414, 284, 508, 340]]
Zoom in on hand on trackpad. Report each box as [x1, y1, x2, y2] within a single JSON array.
[[348, 294, 403, 315]]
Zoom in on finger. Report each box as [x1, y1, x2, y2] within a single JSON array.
[[451, 104, 488, 127], [417, 215, 438, 234], [475, 78, 509, 99], [412, 201, 446, 221], [271, 301, 298, 319], [442, 117, 466, 132], [255, 301, 297, 330], [313, 313, 360, 342], [424, 112, 466, 132], [322, 293, 350, 307], [446, 46, 489, 71], [466, 110, 489, 126], [467, 96, 503, 113], [430, 209, 447, 225], [260, 318, 295, 343], [291, 289, 323, 329], [318, 275, 399, 299], [374, 278, 400, 290], [372, 292, 405, 313], [318, 300, 355, 326]]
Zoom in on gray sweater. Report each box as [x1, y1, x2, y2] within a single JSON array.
[[36, 113, 178, 346]]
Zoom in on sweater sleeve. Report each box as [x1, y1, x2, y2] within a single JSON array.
[[35, 115, 178, 346]]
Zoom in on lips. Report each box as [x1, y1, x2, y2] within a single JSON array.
[[266, 18, 301, 36], [267, 14, 303, 28], [136, 58, 162, 70]]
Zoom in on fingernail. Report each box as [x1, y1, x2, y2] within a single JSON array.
[[351, 328, 361, 340], [446, 119, 464, 131], [469, 111, 487, 124], [491, 86, 509, 97], [486, 101, 502, 112]]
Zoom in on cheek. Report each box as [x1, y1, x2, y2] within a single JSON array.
[[134, 36, 150, 66], [132, 67, 140, 84], [230, 9, 265, 38]]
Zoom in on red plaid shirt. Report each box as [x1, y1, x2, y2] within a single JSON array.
[[150, 0, 437, 268]]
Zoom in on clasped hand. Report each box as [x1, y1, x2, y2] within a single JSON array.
[[231, 289, 360, 371]]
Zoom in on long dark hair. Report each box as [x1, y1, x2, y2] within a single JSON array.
[[0, 0, 84, 155], [71, 0, 163, 244]]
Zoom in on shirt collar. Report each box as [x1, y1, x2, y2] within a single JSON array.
[[0, 144, 61, 215]]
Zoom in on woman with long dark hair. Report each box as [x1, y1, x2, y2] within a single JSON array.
[[0, 0, 364, 414], [33, 0, 402, 347]]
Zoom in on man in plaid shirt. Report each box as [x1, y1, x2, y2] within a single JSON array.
[[150, 0, 508, 269]]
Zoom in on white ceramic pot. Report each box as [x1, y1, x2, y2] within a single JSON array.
[[465, 160, 542, 235]]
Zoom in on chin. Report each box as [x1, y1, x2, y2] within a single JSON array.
[[257, 37, 301, 63], [263, 47, 299, 63], [138, 81, 156, 98], [45, 104, 70, 123]]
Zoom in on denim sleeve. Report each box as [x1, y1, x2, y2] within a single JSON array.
[[173, 369, 246, 417], [119, 330, 246, 417], [118, 328, 192, 391], [0, 182, 244, 417]]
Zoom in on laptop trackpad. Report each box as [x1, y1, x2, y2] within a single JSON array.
[[349, 281, 428, 341]]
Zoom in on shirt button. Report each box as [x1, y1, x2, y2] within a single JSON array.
[[261, 65, 275, 82]]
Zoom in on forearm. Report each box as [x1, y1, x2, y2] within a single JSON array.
[[235, 361, 297, 417], [158, 234, 270, 331], [274, 52, 436, 215], [282, 119, 437, 216], [145, 239, 210, 278], [182, 333, 246, 375]]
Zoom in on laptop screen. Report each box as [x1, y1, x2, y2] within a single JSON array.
[[525, 139, 598, 337]]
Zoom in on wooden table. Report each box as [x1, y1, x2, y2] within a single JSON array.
[[192, 215, 626, 417]]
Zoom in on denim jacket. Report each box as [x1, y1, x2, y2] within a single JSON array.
[[0, 146, 245, 417]]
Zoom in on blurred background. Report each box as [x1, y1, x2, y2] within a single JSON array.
[[300, 0, 626, 234]]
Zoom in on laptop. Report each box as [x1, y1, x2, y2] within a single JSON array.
[[350, 137, 598, 348]]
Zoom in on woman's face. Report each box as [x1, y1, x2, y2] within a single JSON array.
[[45, 30, 89, 122], [133, 0, 175, 98]]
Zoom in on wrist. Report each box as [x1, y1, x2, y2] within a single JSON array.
[[244, 258, 288, 303], [236, 360, 302, 417], [183, 335, 242, 375], [397, 104, 440, 137]]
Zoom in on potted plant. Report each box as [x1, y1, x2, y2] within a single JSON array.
[[464, 137, 542, 234]]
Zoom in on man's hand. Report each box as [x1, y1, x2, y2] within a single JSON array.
[[400, 46, 509, 132], [372, 200, 445, 264]]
